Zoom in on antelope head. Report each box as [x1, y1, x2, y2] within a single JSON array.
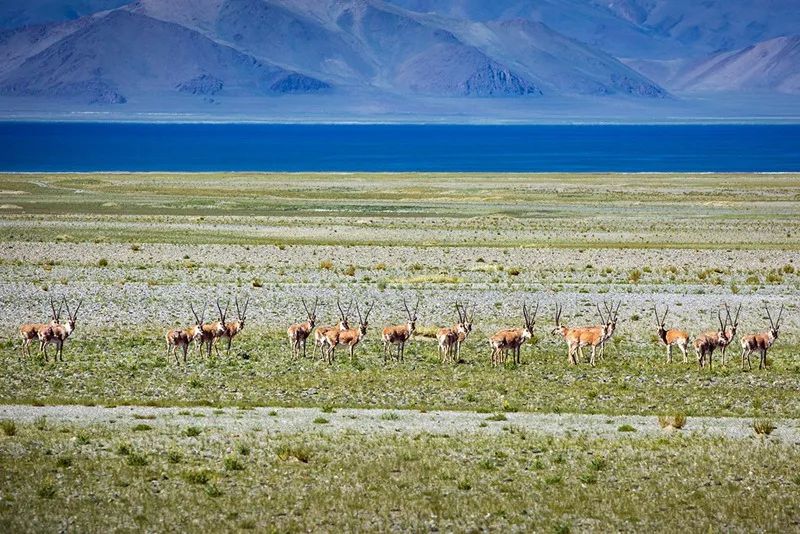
[[62, 297, 82, 332], [603, 300, 621, 334], [653, 304, 668, 341], [523, 301, 538, 338], [301, 297, 317, 329], [189, 302, 206, 339], [356, 301, 374, 335], [765, 303, 784, 339], [403, 297, 419, 334], [234, 295, 250, 329], [215, 299, 229, 335], [336, 299, 351, 331], [716, 308, 728, 341], [724, 303, 742, 339], [551, 304, 565, 336], [49, 297, 63, 326]]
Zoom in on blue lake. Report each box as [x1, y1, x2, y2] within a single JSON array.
[[0, 122, 798, 172]]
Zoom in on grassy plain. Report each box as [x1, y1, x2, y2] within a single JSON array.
[[1, 172, 799, 530], [1, 418, 799, 532]]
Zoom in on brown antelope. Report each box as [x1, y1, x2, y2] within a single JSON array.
[[454, 303, 475, 360], [693, 310, 727, 369], [653, 305, 690, 363], [489, 302, 537, 367], [313, 300, 351, 359], [323, 301, 373, 364], [552, 304, 606, 366], [166, 304, 204, 364], [437, 302, 467, 364], [219, 295, 249, 355], [597, 301, 620, 360], [19, 298, 62, 358], [39, 298, 82, 362], [287, 297, 318, 358], [716, 303, 741, 365], [740, 303, 784, 370], [198, 299, 228, 357], [382, 298, 418, 362]]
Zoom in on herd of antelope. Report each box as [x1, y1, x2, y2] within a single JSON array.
[[18, 296, 787, 371]]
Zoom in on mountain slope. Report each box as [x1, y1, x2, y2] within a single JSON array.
[[0, 9, 329, 103], [672, 36, 800, 94]]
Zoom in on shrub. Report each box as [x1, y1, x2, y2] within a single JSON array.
[[374, 262, 386, 270], [224, 455, 245, 471], [97, 258, 109, 267], [617, 424, 636, 432], [252, 278, 263, 288], [185, 426, 201, 437], [658, 414, 687, 430], [313, 417, 329, 424], [746, 275, 760, 285], [116, 442, 132, 455], [37, 482, 57, 499], [343, 265, 356, 277], [380, 412, 400, 421], [237, 443, 251, 456], [56, 456, 73, 468], [0, 419, 17, 436], [753, 419, 776, 436], [589, 458, 607, 471], [276, 444, 311, 463], [205, 484, 223, 498], [766, 272, 783, 284], [167, 450, 183, 464], [783, 264, 795, 274], [507, 267, 521, 276], [628, 269, 642, 283], [130, 244, 141, 251], [485, 413, 507, 422], [132, 424, 152, 432], [126, 452, 149, 467], [183, 469, 212, 484], [319, 260, 334, 270], [456, 479, 472, 491]]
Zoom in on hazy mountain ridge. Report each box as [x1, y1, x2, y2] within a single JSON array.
[[0, 0, 797, 117]]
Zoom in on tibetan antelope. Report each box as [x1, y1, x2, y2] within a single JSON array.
[[437, 302, 468, 364], [489, 302, 537, 367], [219, 295, 249, 355], [323, 301, 373, 364], [313, 300, 350, 359], [454, 303, 475, 360], [716, 303, 741, 365], [382, 298, 418, 363], [198, 300, 228, 357], [597, 301, 620, 360], [19, 298, 62, 358], [552, 304, 606, 366], [287, 297, 318, 358], [166, 304, 204, 364], [740, 303, 784, 370], [39, 298, 82, 362], [693, 310, 727, 369], [653, 305, 690, 363]]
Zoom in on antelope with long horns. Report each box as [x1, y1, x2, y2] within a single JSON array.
[[166, 304, 204, 364], [454, 303, 475, 360], [323, 301, 373, 364], [740, 303, 784, 370], [693, 310, 727, 369], [597, 301, 621, 360], [313, 300, 350, 359], [198, 299, 228, 357], [382, 298, 418, 363], [437, 302, 467, 364], [653, 305, 690, 363], [552, 304, 606, 366], [288, 297, 318, 358], [19, 298, 62, 358], [489, 302, 537, 367], [219, 295, 249, 355], [716, 303, 741, 365], [39, 297, 82, 362]]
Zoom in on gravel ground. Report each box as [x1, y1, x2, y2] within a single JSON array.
[[2, 404, 797, 443]]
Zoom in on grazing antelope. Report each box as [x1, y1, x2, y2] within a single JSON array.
[[716, 303, 741, 365], [19, 298, 62, 358], [740, 304, 784, 370], [323, 301, 373, 364], [437, 302, 467, 364], [287, 297, 318, 358], [552, 304, 606, 367], [382, 298, 418, 363], [693, 310, 727, 369], [39, 298, 82, 362], [653, 305, 690, 363], [313, 300, 350, 359], [198, 300, 228, 357], [166, 305, 204, 364], [489, 303, 537, 367], [219, 295, 249, 355]]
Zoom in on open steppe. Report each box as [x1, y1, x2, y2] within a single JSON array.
[[1, 172, 799, 531]]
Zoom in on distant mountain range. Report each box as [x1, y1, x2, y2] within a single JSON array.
[[0, 0, 797, 120]]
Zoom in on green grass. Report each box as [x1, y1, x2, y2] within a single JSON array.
[[3, 331, 800, 418], [0, 420, 798, 532]]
